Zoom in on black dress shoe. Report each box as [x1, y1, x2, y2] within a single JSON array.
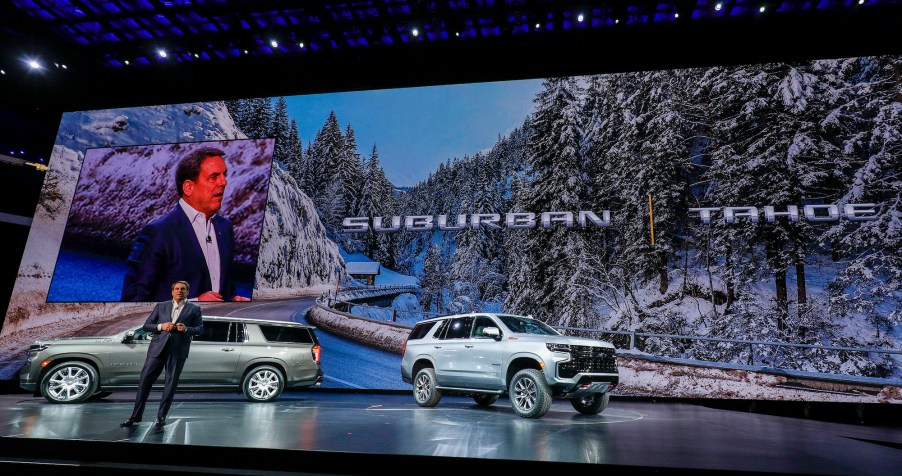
[[155, 417, 166, 427], [120, 418, 141, 427]]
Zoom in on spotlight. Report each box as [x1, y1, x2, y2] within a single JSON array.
[[124, 60, 130, 65], [1, 69, 5, 75], [28, 60, 41, 69], [577, 14, 584, 22], [674, 13, 679, 18], [535, 23, 540, 29], [54, 62, 59, 68], [244, 49, 249, 54], [858, 0, 865, 3], [193, 53, 199, 58], [270, 40, 278, 48], [715, 2, 723, 10], [61, 64, 67, 69], [455, 32, 460, 37], [158, 49, 167, 58], [299, 42, 305, 48], [615, 19, 620, 24], [759, 5, 766, 12], [412, 28, 419, 36]]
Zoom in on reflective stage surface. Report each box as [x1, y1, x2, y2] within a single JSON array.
[[0, 391, 900, 475]]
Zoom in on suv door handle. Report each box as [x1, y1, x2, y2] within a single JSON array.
[[464, 345, 474, 348], [221, 348, 234, 352], [434, 346, 442, 349]]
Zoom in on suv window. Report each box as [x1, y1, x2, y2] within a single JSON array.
[[496, 315, 560, 336], [259, 325, 316, 344], [408, 321, 436, 340], [471, 316, 499, 339], [232, 322, 246, 343], [195, 321, 232, 342], [432, 319, 450, 339], [195, 321, 245, 343], [444, 317, 474, 339]]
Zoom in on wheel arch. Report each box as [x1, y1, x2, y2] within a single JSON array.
[[37, 355, 103, 389], [411, 357, 435, 379], [505, 355, 544, 387], [239, 359, 288, 383]]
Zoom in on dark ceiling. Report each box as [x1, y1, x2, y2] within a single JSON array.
[[1, 0, 901, 164]]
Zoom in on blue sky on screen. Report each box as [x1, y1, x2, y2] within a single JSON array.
[[286, 78, 543, 187]]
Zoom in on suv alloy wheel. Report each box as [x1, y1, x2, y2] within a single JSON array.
[[41, 361, 98, 404], [242, 365, 285, 402], [509, 368, 552, 418], [414, 367, 442, 407]]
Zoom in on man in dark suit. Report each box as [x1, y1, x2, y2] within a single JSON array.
[[121, 146, 250, 302], [121, 280, 203, 428]]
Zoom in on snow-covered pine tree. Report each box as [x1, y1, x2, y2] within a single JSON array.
[[270, 97, 291, 167], [580, 73, 639, 327], [701, 62, 842, 336], [284, 118, 304, 185], [419, 243, 445, 313], [224, 99, 248, 138], [307, 111, 346, 228], [823, 56, 902, 357], [332, 123, 365, 252], [612, 70, 695, 302], [245, 97, 273, 139], [510, 77, 600, 327]]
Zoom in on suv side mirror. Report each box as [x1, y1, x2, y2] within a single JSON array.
[[123, 330, 135, 343], [483, 327, 501, 340]]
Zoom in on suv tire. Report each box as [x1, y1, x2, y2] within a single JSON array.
[[413, 367, 441, 407], [509, 368, 552, 418], [41, 361, 98, 404], [242, 365, 285, 402], [570, 392, 610, 415], [472, 394, 499, 406]]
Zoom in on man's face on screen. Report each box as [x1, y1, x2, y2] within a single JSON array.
[[185, 155, 228, 217]]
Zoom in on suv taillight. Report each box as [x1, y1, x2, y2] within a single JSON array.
[[311, 345, 321, 363], [401, 340, 407, 358]]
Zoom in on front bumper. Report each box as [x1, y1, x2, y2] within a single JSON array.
[[18, 357, 42, 393], [554, 374, 619, 397]]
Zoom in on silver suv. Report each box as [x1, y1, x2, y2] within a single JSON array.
[[19, 316, 323, 404], [401, 313, 618, 418]]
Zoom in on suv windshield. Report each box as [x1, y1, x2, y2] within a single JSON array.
[[496, 315, 560, 336]]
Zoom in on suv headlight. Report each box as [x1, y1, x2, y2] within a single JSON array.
[[27, 343, 50, 353], [24, 344, 50, 362], [546, 343, 571, 353]]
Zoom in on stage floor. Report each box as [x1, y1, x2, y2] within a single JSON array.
[[0, 390, 900, 475]]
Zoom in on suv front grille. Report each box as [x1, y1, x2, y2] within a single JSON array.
[[557, 346, 617, 378]]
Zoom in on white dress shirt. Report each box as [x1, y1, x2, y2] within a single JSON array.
[[158, 299, 185, 331], [179, 198, 221, 295]]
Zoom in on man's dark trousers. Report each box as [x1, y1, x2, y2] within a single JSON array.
[[129, 339, 187, 421]]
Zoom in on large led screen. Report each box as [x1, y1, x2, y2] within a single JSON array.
[[47, 140, 273, 303], [1, 55, 900, 404]]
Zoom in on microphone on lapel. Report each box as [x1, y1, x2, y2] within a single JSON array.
[[206, 235, 212, 244]]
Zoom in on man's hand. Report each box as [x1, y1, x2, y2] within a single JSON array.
[[175, 323, 186, 332], [231, 295, 251, 302], [161, 322, 175, 332], [197, 291, 224, 301]]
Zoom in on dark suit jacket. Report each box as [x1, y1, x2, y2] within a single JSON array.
[[143, 300, 203, 359], [121, 205, 238, 302]]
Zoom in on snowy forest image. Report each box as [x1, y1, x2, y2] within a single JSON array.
[[226, 55, 900, 381]]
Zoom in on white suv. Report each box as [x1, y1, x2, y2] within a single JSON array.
[[400, 313, 618, 418]]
